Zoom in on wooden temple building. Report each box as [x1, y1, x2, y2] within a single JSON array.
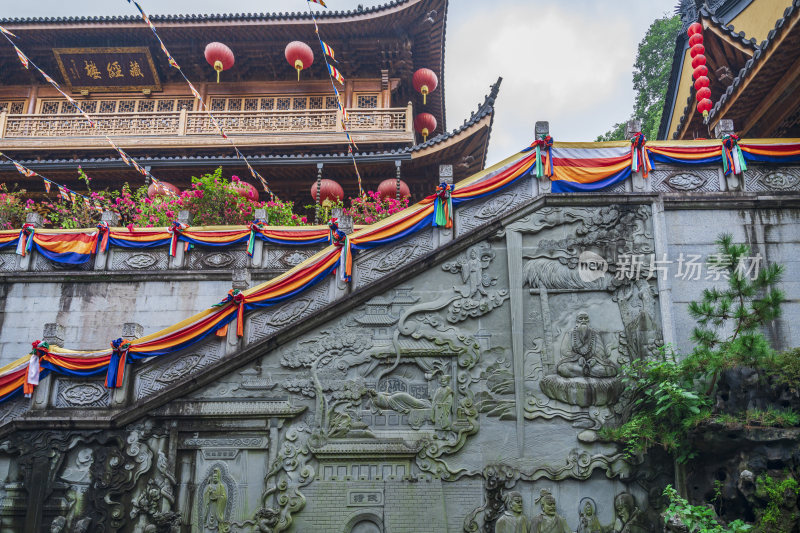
[[0, 0, 498, 207], [660, 0, 800, 139]]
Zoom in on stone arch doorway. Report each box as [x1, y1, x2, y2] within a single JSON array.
[[346, 515, 384, 533]]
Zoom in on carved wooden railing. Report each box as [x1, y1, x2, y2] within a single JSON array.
[[0, 106, 413, 138]]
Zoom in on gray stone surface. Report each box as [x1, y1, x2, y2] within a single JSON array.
[[0, 162, 797, 532]]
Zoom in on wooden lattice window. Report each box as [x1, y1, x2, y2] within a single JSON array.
[[210, 95, 338, 112], [355, 94, 379, 109], [38, 97, 195, 115], [0, 100, 26, 113]]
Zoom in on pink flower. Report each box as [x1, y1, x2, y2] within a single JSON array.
[[126, 223, 134, 232], [231, 175, 240, 182]]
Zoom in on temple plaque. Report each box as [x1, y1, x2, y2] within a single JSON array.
[[53, 47, 161, 93]]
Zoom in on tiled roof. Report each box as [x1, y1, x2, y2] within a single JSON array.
[[410, 76, 500, 152], [708, 0, 800, 121], [0, 1, 414, 24]]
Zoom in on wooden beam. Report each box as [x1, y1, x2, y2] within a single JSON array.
[[740, 53, 800, 135], [704, 22, 755, 56], [711, 12, 800, 131], [757, 76, 800, 137]]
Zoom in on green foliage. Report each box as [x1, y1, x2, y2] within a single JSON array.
[[684, 233, 785, 393], [711, 408, 800, 428], [600, 351, 711, 461], [663, 485, 752, 532], [603, 234, 788, 462], [0, 184, 28, 229], [765, 347, 800, 395], [597, 13, 681, 141], [754, 474, 800, 532]]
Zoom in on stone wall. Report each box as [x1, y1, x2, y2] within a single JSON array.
[[0, 159, 797, 533]]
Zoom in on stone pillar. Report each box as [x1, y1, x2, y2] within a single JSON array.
[[438, 165, 455, 245], [534, 122, 551, 194], [715, 119, 742, 191], [232, 268, 252, 290], [394, 160, 402, 201], [31, 323, 65, 410], [250, 208, 266, 267], [111, 322, 144, 407], [20, 212, 43, 272], [626, 119, 647, 192], [331, 207, 353, 235], [314, 163, 324, 224], [169, 210, 192, 269], [94, 210, 120, 271]]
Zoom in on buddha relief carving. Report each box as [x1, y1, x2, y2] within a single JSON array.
[[540, 312, 623, 407], [577, 497, 603, 533], [200, 466, 230, 532]]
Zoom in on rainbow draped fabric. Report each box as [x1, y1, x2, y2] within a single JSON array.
[[3, 138, 800, 402]]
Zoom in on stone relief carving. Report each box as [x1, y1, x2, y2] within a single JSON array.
[[247, 285, 330, 343], [198, 463, 235, 532], [442, 243, 510, 323], [456, 179, 532, 237], [54, 379, 110, 408], [0, 252, 18, 271], [353, 227, 435, 287], [111, 250, 169, 270], [188, 248, 249, 270], [652, 168, 719, 193], [135, 341, 221, 399], [261, 247, 320, 270], [744, 165, 800, 191], [494, 491, 529, 533], [530, 489, 571, 533]]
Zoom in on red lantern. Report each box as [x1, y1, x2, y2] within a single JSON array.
[[688, 22, 703, 36], [696, 87, 712, 101], [414, 113, 437, 142], [377, 178, 411, 200], [285, 41, 314, 81], [690, 44, 705, 58], [697, 98, 713, 116], [232, 180, 259, 201], [147, 181, 180, 198], [204, 42, 235, 83], [309, 179, 344, 205], [412, 68, 438, 105], [694, 76, 710, 91], [689, 33, 704, 47], [691, 54, 706, 69], [693, 65, 708, 79]]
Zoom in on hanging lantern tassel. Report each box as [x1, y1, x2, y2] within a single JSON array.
[[106, 338, 131, 389], [531, 135, 554, 178], [722, 134, 747, 176], [204, 42, 235, 84], [24, 340, 49, 398], [433, 182, 454, 229], [413, 68, 439, 105], [630, 132, 652, 178], [285, 41, 314, 82]]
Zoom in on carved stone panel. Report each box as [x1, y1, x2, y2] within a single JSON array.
[[262, 246, 321, 271], [54, 378, 111, 408], [456, 178, 532, 237], [187, 247, 249, 270], [353, 227, 435, 287], [134, 341, 222, 399], [0, 252, 18, 272], [247, 283, 331, 343], [0, 395, 29, 427], [651, 168, 720, 192], [744, 166, 800, 192], [34, 254, 94, 271], [109, 249, 170, 270]]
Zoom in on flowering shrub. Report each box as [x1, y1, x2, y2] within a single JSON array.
[[344, 191, 409, 225], [0, 185, 28, 229], [5, 167, 410, 230]]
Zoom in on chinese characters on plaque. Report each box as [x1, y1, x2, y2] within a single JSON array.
[[53, 47, 161, 93]]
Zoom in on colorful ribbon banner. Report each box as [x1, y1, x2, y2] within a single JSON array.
[[3, 138, 800, 402]]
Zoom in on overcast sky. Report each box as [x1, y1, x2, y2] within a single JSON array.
[[6, 0, 677, 164]]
